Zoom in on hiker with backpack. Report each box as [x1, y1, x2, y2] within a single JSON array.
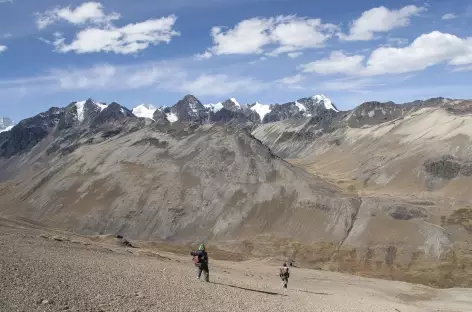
[[190, 243, 209, 282], [279, 263, 290, 289]]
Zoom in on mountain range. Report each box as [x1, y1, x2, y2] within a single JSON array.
[[130, 94, 339, 127], [1, 94, 472, 288]]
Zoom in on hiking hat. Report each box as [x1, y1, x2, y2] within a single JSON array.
[[199, 243, 205, 251]]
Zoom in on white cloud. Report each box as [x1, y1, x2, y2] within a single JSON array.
[[126, 66, 180, 88], [36, 2, 179, 55], [248, 56, 268, 64], [386, 37, 408, 46], [194, 50, 212, 60], [268, 16, 338, 56], [302, 32, 472, 76], [442, 13, 457, 20], [278, 74, 304, 85], [207, 15, 337, 57], [53, 15, 179, 54], [3, 33, 12, 38], [36, 2, 120, 29], [0, 75, 56, 87], [0, 0, 13, 3], [340, 5, 425, 41], [210, 18, 273, 55], [317, 77, 382, 92], [364, 31, 472, 75], [126, 67, 162, 88], [287, 52, 303, 58], [0, 45, 7, 53], [37, 37, 53, 45], [178, 74, 266, 96], [45, 62, 187, 91], [52, 64, 117, 89], [452, 65, 472, 72], [300, 51, 364, 75], [0, 60, 265, 99]]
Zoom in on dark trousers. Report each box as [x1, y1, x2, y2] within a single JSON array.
[[281, 277, 288, 288], [197, 263, 209, 282]]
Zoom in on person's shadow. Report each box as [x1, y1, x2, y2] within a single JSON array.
[[211, 282, 288, 296], [294, 289, 332, 295]]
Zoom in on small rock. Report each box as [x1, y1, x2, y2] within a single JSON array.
[[41, 299, 49, 305]]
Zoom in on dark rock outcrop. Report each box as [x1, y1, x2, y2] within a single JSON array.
[[91, 103, 135, 127], [424, 155, 472, 180], [81, 99, 104, 123], [171, 95, 207, 122], [152, 109, 170, 125], [221, 99, 241, 112], [0, 107, 65, 157], [346, 101, 408, 128]]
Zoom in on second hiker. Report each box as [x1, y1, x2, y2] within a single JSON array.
[[279, 263, 290, 289], [190, 243, 209, 282]]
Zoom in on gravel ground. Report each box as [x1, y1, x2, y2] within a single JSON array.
[[1, 217, 471, 312]]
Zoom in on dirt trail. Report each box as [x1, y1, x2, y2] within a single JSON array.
[[1, 217, 471, 312]]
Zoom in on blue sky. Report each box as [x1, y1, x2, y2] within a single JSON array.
[[0, 0, 471, 121]]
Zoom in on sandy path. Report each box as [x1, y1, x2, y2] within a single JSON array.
[[0, 218, 471, 312]]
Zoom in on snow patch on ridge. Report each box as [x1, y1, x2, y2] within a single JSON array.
[[75, 100, 108, 122], [133, 104, 157, 120], [312, 94, 338, 112], [230, 98, 241, 108], [95, 102, 107, 111], [295, 101, 306, 112], [251, 102, 272, 122], [166, 112, 178, 123], [0, 126, 13, 133], [75, 101, 86, 122], [204, 102, 224, 113]]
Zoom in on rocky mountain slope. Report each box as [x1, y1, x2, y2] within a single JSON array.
[[1, 95, 472, 287], [252, 97, 472, 198], [0, 97, 358, 259], [251, 97, 472, 286]]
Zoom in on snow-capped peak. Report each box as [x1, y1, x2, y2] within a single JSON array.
[[204, 102, 224, 113], [0, 117, 14, 131], [75, 100, 107, 122], [250, 102, 272, 122], [132, 104, 157, 120], [312, 94, 338, 112], [0, 117, 14, 133], [230, 98, 241, 108]]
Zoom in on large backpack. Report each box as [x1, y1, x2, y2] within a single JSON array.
[[280, 267, 289, 278]]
